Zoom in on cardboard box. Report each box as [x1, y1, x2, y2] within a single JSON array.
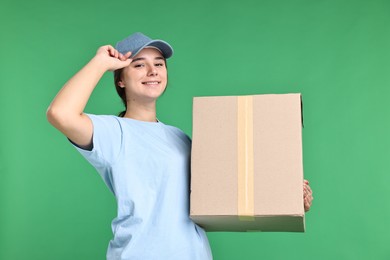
[[190, 93, 305, 232]]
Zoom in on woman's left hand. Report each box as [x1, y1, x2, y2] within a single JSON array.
[[303, 180, 313, 212]]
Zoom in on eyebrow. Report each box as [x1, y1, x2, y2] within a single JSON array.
[[131, 56, 165, 63]]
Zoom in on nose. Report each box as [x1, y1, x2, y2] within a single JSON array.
[[147, 65, 158, 76]]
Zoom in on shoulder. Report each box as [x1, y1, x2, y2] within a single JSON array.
[[87, 114, 121, 122], [87, 114, 123, 128], [84, 114, 125, 139]]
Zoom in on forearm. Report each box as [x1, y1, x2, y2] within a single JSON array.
[[47, 57, 106, 124]]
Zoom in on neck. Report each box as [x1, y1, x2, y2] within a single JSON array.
[[123, 99, 158, 122]]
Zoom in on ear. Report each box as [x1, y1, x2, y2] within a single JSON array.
[[118, 80, 125, 88]]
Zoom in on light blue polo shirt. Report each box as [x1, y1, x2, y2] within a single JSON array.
[[71, 114, 212, 260]]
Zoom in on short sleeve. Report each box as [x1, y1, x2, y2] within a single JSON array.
[[70, 114, 123, 169]]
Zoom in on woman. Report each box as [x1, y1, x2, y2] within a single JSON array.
[[47, 32, 313, 260]]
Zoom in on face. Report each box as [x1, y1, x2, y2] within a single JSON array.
[[118, 47, 167, 103]]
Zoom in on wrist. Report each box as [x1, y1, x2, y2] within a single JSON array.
[[88, 55, 110, 75]]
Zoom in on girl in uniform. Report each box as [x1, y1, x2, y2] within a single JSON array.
[[47, 32, 313, 260]]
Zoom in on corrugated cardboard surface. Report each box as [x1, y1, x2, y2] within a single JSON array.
[[190, 93, 305, 232]]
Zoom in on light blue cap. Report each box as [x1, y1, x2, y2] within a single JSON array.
[[115, 32, 173, 59]]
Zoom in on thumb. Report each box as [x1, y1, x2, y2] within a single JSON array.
[[121, 58, 132, 67]]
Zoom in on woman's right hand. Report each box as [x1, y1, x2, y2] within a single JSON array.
[[94, 45, 132, 72]]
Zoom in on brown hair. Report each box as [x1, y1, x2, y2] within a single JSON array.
[[114, 68, 127, 117]]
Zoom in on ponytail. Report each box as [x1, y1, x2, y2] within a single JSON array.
[[114, 68, 127, 117]]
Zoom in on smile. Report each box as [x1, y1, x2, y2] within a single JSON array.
[[142, 81, 160, 85]]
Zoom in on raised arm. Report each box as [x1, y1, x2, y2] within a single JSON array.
[[46, 45, 131, 149]]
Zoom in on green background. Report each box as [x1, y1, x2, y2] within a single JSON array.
[[1, 0, 389, 259]]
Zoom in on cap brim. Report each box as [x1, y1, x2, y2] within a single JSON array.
[[131, 39, 173, 59]]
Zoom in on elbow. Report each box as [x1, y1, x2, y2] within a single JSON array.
[[46, 105, 66, 129], [46, 105, 84, 133], [46, 105, 59, 127]]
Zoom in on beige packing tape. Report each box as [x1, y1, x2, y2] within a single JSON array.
[[237, 96, 255, 221]]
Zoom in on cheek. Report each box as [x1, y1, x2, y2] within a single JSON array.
[[125, 72, 143, 84], [161, 69, 168, 80]]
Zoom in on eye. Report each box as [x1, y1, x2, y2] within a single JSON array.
[[155, 63, 164, 67], [134, 63, 144, 68]]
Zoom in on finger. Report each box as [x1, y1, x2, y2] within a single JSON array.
[[124, 51, 132, 59], [108, 47, 116, 57], [307, 195, 313, 206], [304, 200, 309, 211], [106, 45, 115, 54], [110, 47, 120, 59], [119, 52, 130, 61], [304, 187, 310, 196], [114, 49, 119, 59], [305, 197, 312, 207], [121, 58, 132, 67]]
